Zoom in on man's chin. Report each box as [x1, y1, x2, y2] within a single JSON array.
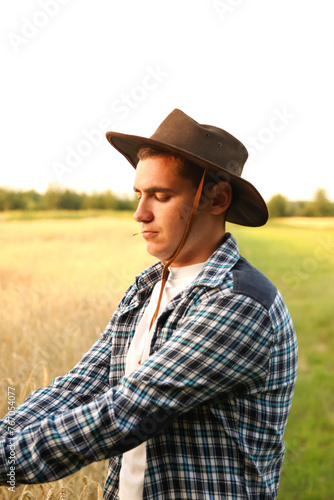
[[146, 244, 173, 263]]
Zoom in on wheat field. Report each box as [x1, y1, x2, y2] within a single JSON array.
[[0, 214, 155, 499], [1, 214, 333, 499]]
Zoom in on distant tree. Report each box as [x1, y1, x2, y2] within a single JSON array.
[[43, 184, 63, 210], [101, 190, 118, 210], [80, 193, 90, 210], [87, 191, 108, 209], [5, 190, 28, 210], [58, 189, 83, 210], [267, 194, 291, 217], [291, 200, 313, 217], [115, 193, 137, 211], [85, 190, 121, 210], [313, 188, 333, 216], [0, 188, 8, 211], [24, 190, 43, 210]]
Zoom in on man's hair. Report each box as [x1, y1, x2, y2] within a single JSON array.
[[137, 146, 225, 191]]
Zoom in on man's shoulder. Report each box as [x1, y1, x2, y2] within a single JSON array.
[[231, 256, 277, 309]]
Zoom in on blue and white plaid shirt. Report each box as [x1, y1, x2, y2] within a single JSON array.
[[0, 234, 298, 499]]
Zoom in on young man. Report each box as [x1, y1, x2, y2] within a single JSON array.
[[0, 109, 298, 499]]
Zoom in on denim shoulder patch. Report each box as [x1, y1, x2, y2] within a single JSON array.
[[232, 257, 277, 309]]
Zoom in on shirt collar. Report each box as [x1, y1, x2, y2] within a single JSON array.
[[193, 232, 240, 288], [134, 233, 240, 296]]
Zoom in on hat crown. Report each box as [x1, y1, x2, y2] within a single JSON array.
[[150, 109, 248, 176]]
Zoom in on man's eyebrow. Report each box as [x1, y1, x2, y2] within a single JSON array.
[[133, 186, 177, 194]]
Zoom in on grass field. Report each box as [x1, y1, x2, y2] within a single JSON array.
[[0, 213, 333, 499]]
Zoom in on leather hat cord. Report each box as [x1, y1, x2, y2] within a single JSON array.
[[148, 169, 207, 331]]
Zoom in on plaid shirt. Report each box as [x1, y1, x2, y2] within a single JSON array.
[[0, 234, 298, 499]]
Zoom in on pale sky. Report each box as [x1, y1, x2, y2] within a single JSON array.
[[1, 0, 333, 202]]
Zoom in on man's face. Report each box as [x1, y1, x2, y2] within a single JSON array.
[[133, 155, 218, 266]]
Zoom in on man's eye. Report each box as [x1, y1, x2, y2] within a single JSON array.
[[156, 196, 170, 202]]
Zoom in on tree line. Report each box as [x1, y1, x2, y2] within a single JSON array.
[[0, 185, 137, 212], [0, 185, 333, 217], [267, 188, 334, 217]]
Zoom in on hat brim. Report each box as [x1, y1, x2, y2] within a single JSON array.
[[106, 131, 268, 227]]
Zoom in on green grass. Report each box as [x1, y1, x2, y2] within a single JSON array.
[[230, 219, 334, 499], [0, 209, 134, 221], [0, 215, 333, 498]]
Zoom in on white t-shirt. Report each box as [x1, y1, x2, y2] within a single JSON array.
[[119, 261, 206, 500]]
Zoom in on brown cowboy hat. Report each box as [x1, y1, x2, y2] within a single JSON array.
[[105, 109, 268, 227]]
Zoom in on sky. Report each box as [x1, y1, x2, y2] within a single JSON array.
[[0, 0, 333, 202]]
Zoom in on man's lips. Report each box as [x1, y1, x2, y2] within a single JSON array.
[[141, 229, 158, 239]]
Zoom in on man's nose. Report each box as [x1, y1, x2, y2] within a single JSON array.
[[133, 198, 154, 223]]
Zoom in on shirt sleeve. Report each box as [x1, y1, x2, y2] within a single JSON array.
[[0, 290, 291, 486], [0, 331, 112, 484]]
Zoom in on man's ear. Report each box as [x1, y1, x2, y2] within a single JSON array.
[[210, 182, 232, 215]]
